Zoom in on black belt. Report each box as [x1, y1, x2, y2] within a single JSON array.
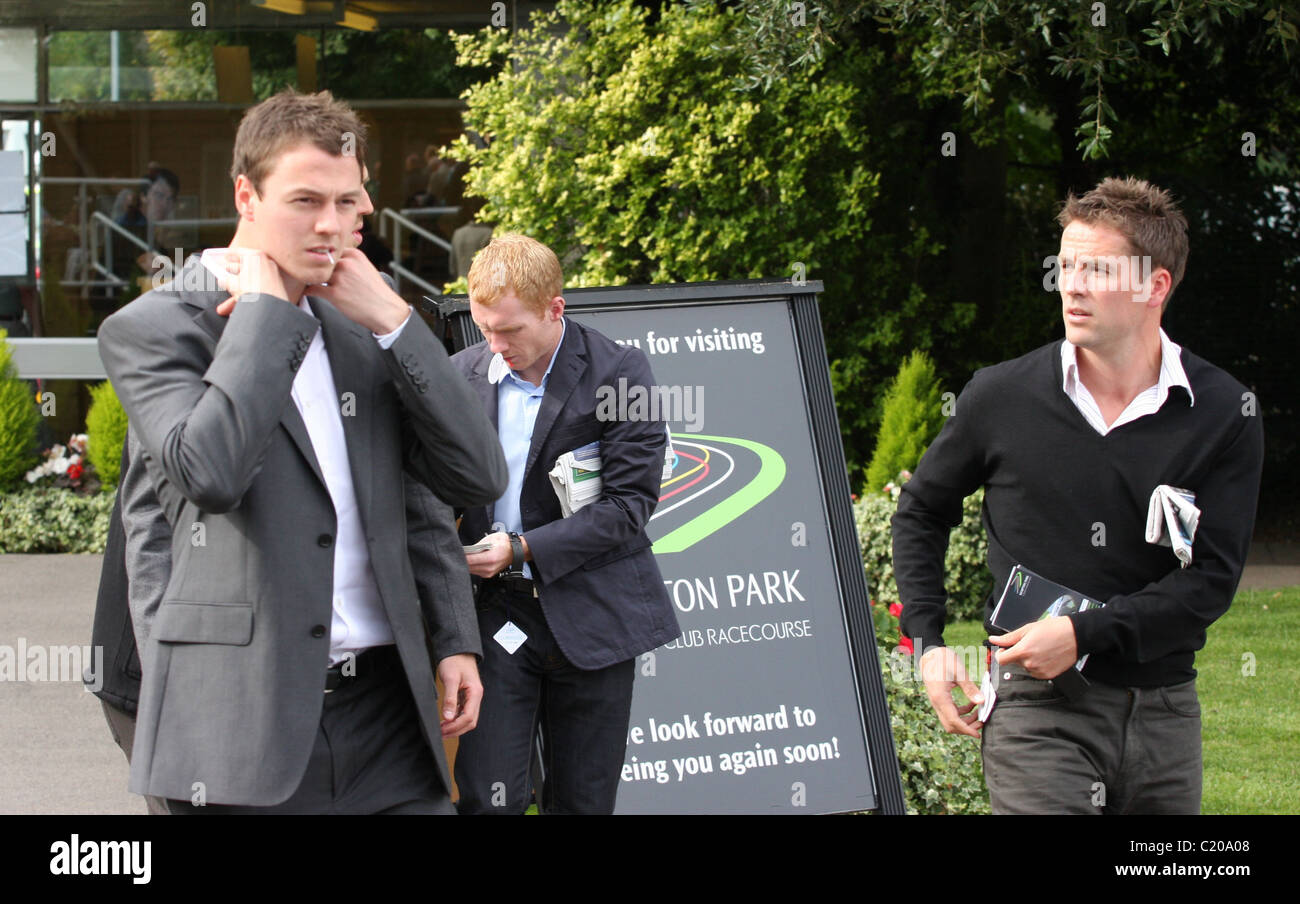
[[324, 644, 396, 693], [486, 572, 539, 598]]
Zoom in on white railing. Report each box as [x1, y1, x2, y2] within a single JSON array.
[[377, 205, 459, 298]]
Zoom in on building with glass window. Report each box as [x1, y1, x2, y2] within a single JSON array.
[[0, 0, 548, 438]]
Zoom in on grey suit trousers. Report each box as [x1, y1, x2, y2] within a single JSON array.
[[981, 662, 1202, 814]]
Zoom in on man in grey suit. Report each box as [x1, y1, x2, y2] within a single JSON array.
[[97, 90, 507, 813]]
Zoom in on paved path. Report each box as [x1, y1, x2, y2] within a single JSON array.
[[1241, 541, 1300, 590], [0, 555, 144, 815], [1, 548, 1296, 815]]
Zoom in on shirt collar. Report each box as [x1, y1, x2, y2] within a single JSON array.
[[492, 317, 567, 389], [1060, 327, 1195, 408]]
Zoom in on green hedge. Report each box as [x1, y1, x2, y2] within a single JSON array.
[[881, 647, 990, 814], [0, 487, 116, 553], [855, 488, 992, 623]]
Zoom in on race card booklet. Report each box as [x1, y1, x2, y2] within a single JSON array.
[[990, 564, 1106, 701]]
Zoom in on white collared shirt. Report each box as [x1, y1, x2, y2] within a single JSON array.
[[489, 319, 567, 580], [1060, 328, 1195, 435], [291, 296, 411, 664]]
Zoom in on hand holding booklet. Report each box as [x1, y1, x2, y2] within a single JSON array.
[[989, 564, 1105, 703]]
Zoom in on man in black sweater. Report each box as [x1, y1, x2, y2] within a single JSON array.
[[892, 177, 1263, 814]]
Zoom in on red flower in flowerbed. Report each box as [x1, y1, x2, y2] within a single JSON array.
[[67, 463, 83, 481], [888, 602, 903, 618], [898, 635, 914, 655]]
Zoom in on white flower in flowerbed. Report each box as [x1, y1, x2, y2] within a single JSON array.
[[24, 434, 97, 492]]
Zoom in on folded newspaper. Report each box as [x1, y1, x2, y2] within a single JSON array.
[[548, 441, 604, 518], [547, 430, 676, 517], [1145, 485, 1200, 568]]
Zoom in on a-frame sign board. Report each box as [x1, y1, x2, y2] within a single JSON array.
[[433, 279, 905, 814]]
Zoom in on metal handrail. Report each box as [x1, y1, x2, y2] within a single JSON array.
[[90, 211, 152, 254], [71, 211, 153, 290], [151, 217, 237, 228], [387, 260, 443, 299], [40, 177, 147, 186], [40, 177, 149, 295], [399, 205, 463, 218], [378, 206, 458, 250], [377, 206, 460, 298], [145, 215, 236, 248]]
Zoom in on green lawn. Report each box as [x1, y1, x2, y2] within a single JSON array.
[[939, 587, 1300, 814]]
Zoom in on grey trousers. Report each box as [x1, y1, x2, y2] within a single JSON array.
[[164, 645, 455, 815], [981, 661, 1202, 815]]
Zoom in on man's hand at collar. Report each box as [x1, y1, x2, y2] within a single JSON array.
[[214, 248, 289, 316], [314, 248, 410, 334], [990, 615, 1078, 679], [437, 653, 483, 738]]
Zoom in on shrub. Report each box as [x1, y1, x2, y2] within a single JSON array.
[[86, 381, 129, 487], [0, 329, 41, 490], [0, 486, 116, 553], [880, 647, 990, 814], [863, 351, 945, 496], [855, 488, 992, 624]]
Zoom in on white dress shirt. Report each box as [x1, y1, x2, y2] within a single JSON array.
[[1060, 327, 1195, 435], [291, 296, 411, 664]]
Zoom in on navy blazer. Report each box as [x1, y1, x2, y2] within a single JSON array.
[[452, 318, 680, 669]]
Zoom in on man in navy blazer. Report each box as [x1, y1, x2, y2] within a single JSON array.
[[452, 234, 679, 814]]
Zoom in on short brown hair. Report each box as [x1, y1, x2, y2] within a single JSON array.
[[1057, 176, 1189, 306], [231, 90, 368, 194], [467, 233, 563, 315]]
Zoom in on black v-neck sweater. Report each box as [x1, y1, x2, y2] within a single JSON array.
[[893, 340, 1264, 687]]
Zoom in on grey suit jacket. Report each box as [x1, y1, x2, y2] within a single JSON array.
[[123, 436, 481, 663], [119, 431, 171, 655], [98, 258, 507, 806]]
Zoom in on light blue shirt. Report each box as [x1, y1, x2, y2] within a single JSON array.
[[493, 319, 567, 578]]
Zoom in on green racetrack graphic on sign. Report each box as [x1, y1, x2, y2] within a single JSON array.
[[652, 434, 786, 555]]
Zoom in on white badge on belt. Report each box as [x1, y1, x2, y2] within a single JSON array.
[[494, 620, 527, 655]]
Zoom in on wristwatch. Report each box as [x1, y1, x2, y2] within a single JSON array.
[[507, 531, 525, 573]]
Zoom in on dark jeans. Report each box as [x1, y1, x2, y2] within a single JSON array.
[[166, 645, 453, 815], [455, 585, 636, 815], [981, 660, 1202, 814]]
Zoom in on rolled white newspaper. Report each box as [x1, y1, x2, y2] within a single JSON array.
[[1145, 485, 1200, 568], [548, 429, 675, 518], [548, 442, 603, 517]]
